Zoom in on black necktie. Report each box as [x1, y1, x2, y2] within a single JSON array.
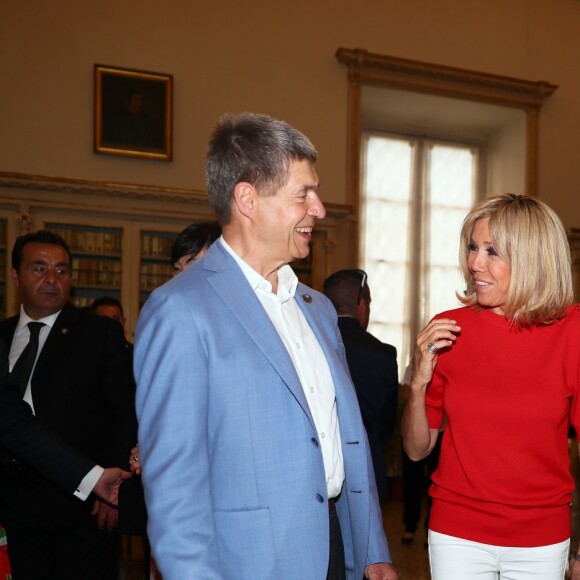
[[11, 321, 45, 397]]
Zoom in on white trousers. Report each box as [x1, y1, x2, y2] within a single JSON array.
[[428, 530, 570, 580]]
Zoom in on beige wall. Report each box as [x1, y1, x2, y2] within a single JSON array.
[[1, 0, 579, 226]]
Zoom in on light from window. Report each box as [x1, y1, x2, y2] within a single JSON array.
[[361, 133, 477, 376]]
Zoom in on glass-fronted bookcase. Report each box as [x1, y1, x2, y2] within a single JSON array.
[[45, 223, 123, 309], [0, 173, 344, 339], [0, 219, 7, 321], [35, 212, 191, 340], [140, 230, 175, 308]]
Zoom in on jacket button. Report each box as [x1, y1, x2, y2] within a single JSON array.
[[316, 494, 324, 503], [311, 438, 319, 448]]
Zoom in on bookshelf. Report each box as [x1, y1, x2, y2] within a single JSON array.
[[45, 223, 123, 309], [140, 230, 175, 306], [40, 220, 185, 335], [0, 219, 6, 320], [0, 173, 350, 338]]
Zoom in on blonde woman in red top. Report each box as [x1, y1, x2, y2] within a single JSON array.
[[403, 194, 580, 580]]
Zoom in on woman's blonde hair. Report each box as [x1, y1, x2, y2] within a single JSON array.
[[458, 193, 573, 325]]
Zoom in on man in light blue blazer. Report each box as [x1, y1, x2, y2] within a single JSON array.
[[134, 113, 398, 580]]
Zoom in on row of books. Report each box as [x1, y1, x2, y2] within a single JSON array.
[[140, 263, 174, 291], [45, 225, 177, 260], [69, 296, 97, 309], [70, 258, 175, 289], [48, 226, 122, 255], [71, 258, 121, 287], [141, 233, 175, 259]]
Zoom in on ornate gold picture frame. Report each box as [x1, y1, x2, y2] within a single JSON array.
[[94, 64, 173, 161]]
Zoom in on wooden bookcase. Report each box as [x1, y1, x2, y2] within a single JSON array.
[[140, 230, 176, 307], [0, 219, 7, 321], [35, 213, 189, 340], [45, 223, 123, 309]]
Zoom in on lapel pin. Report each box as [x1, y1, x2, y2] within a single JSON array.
[[302, 294, 312, 303], [61, 328, 69, 335]]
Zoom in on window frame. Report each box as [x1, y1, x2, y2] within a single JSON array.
[[335, 46, 557, 266], [360, 130, 481, 366]]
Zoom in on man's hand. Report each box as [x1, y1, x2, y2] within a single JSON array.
[[365, 562, 398, 580], [91, 498, 119, 531], [571, 557, 580, 579], [93, 467, 132, 505]]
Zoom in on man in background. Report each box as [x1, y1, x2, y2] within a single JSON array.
[[91, 295, 133, 355], [323, 269, 399, 502], [91, 293, 151, 578], [91, 295, 127, 330], [171, 221, 221, 274], [0, 230, 137, 579]]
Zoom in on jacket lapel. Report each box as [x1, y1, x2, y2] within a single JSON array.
[[35, 304, 76, 367], [295, 283, 347, 383], [295, 285, 362, 437], [204, 244, 315, 425], [30, 304, 78, 404]]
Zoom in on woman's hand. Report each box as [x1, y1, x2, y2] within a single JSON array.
[[403, 318, 461, 461], [411, 318, 461, 392]]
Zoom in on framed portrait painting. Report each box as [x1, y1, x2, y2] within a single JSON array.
[[94, 64, 173, 161]]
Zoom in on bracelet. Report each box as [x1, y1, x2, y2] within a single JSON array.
[[574, 553, 580, 562]]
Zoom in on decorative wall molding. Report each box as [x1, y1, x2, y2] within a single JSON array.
[[0, 171, 353, 224], [0, 171, 207, 205], [335, 47, 558, 108]]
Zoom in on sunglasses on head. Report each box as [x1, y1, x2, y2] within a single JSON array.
[[355, 269, 367, 305]]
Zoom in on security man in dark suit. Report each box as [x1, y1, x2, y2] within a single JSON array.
[[323, 269, 398, 501], [0, 230, 137, 579]]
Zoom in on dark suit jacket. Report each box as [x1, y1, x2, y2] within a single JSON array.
[[0, 304, 137, 501], [337, 316, 398, 501], [0, 338, 95, 494]]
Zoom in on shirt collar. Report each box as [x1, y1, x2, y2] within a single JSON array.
[[219, 237, 298, 302], [16, 305, 61, 334]]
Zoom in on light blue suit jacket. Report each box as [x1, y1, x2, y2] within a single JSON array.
[[134, 241, 391, 579]]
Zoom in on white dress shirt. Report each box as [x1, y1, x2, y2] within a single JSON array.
[[220, 237, 345, 498], [10, 307, 60, 412]]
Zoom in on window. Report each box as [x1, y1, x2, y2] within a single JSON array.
[[336, 48, 556, 379], [360, 132, 479, 373]]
